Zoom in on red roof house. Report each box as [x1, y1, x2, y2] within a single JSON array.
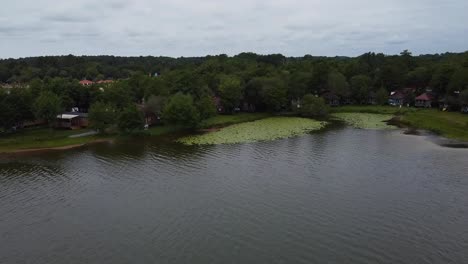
[[415, 93, 433, 108], [79, 80, 94, 86]]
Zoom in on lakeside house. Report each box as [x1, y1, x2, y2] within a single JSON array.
[[388, 91, 405, 106], [56, 112, 89, 129], [415, 93, 433, 108], [79, 80, 94, 86]]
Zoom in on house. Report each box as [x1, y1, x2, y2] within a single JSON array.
[[415, 93, 433, 108], [388, 91, 405, 106], [321, 91, 340, 106], [56, 112, 89, 129], [79, 80, 94, 86]]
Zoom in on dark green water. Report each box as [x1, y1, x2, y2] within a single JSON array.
[[1, 128, 468, 264]]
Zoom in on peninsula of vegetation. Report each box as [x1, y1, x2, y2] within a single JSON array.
[[1, 51, 467, 152]]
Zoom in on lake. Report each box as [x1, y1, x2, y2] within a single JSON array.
[[1, 127, 468, 264]]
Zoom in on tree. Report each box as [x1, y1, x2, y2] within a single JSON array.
[[117, 105, 144, 133], [88, 102, 116, 133], [447, 68, 468, 93], [350, 75, 371, 104], [327, 71, 349, 96], [144, 95, 167, 117], [34, 91, 62, 126], [197, 95, 217, 120], [460, 89, 468, 105], [299, 94, 329, 117], [260, 77, 288, 111], [376, 87, 388, 105], [163, 93, 200, 127], [218, 75, 243, 113]]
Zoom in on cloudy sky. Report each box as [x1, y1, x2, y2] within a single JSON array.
[[1, 0, 467, 58]]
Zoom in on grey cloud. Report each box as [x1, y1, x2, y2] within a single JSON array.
[[0, 0, 467, 58]]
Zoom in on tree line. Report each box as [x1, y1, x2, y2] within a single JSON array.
[[1, 51, 467, 133]]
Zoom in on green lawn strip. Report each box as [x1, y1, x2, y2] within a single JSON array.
[[331, 105, 416, 115], [0, 128, 108, 152], [332, 106, 468, 141], [401, 109, 468, 141]]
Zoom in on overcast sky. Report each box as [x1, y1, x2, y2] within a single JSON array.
[[1, 0, 467, 58]]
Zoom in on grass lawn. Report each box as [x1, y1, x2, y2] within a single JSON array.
[[401, 109, 468, 141], [331, 105, 468, 141], [0, 127, 106, 152], [331, 105, 417, 115]]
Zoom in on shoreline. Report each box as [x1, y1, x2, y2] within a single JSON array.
[[0, 139, 113, 155], [1, 109, 467, 154]]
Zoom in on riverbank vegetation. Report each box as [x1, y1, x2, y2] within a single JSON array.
[[0, 128, 107, 152], [332, 113, 395, 129], [1, 51, 467, 150]]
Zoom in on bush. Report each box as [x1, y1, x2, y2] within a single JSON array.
[[117, 105, 144, 133], [298, 94, 329, 117], [163, 93, 200, 128]]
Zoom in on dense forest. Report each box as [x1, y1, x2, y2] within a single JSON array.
[[1, 51, 468, 132]]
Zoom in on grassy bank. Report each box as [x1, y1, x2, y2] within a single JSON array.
[[401, 110, 468, 141], [0, 113, 271, 153], [332, 106, 468, 141], [0, 128, 109, 153]]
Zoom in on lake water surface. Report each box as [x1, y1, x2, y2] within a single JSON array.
[[1, 128, 468, 264]]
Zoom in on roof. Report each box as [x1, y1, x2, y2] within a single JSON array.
[[415, 93, 433, 101], [389, 91, 405, 99], [57, 114, 79, 120], [79, 80, 94, 85]]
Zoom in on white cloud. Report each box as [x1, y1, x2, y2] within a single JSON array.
[[0, 0, 467, 58]]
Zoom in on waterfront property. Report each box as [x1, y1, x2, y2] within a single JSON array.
[[56, 112, 89, 129], [415, 93, 433, 108], [388, 90, 405, 106]]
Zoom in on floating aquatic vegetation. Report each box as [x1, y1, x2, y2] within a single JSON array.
[[178, 117, 327, 145], [332, 113, 396, 129]]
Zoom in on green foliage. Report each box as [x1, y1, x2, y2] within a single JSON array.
[[299, 94, 329, 117], [178, 117, 327, 145], [259, 77, 288, 111], [327, 71, 349, 96], [218, 75, 243, 112], [144, 95, 166, 116], [163, 93, 200, 127], [88, 102, 116, 133], [117, 105, 144, 133], [34, 91, 62, 125], [196, 95, 217, 120], [350, 75, 371, 103], [376, 87, 388, 105]]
